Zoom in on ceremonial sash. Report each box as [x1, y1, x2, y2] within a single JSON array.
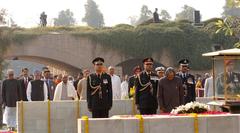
[[137, 75, 152, 92], [88, 75, 102, 97]]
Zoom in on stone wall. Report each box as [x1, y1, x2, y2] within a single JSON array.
[[4, 34, 129, 75]]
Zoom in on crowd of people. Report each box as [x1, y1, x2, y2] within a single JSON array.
[[0, 57, 213, 131]]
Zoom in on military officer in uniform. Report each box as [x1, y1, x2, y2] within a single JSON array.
[[216, 60, 240, 96], [128, 66, 141, 98], [87, 57, 113, 118], [155, 66, 165, 79], [176, 59, 196, 104], [135, 57, 159, 115]]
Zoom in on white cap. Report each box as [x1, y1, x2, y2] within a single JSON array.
[[155, 67, 165, 72]]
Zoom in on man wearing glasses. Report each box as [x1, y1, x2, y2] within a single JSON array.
[[176, 59, 196, 104], [135, 57, 159, 115], [87, 57, 113, 118]]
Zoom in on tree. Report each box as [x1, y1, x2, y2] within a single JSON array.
[[175, 5, 196, 22], [0, 9, 7, 24], [215, 17, 240, 47], [128, 16, 138, 26], [159, 9, 171, 21], [54, 9, 76, 26], [82, 0, 104, 28], [226, 0, 240, 7], [135, 5, 152, 25], [223, 0, 240, 18]]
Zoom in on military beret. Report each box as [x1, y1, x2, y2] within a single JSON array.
[[143, 57, 154, 63], [179, 59, 189, 66], [92, 57, 104, 64]]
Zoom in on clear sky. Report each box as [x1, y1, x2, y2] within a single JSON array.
[[0, 0, 225, 27]]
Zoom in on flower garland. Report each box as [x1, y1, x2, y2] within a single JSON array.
[[171, 102, 210, 115]]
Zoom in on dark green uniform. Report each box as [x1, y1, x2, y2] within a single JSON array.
[[87, 73, 112, 118], [135, 71, 159, 115]]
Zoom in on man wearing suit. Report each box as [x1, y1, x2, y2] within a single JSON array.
[[176, 59, 196, 104], [135, 57, 159, 115], [19, 68, 32, 101]]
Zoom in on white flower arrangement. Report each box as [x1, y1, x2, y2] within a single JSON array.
[[170, 102, 210, 115]]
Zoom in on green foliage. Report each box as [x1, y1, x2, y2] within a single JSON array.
[[223, 0, 240, 18], [0, 8, 7, 24], [73, 22, 212, 70], [1, 22, 217, 70], [226, 0, 240, 8], [54, 9, 76, 26], [0, 28, 11, 79], [202, 18, 223, 26], [210, 16, 240, 48], [203, 18, 239, 49], [82, 0, 104, 28]]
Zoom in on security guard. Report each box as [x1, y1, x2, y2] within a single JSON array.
[[87, 57, 113, 118], [176, 59, 196, 104], [135, 57, 159, 115]]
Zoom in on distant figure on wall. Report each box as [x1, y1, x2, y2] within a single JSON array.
[[40, 12, 47, 27], [153, 8, 160, 23]]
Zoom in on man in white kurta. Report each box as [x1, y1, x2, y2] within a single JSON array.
[[77, 69, 90, 100], [53, 74, 78, 101], [204, 76, 213, 97], [121, 75, 129, 99], [108, 66, 121, 99]]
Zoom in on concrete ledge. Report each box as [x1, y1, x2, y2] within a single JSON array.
[[78, 114, 240, 133], [16, 98, 215, 133], [16, 100, 136, 133]]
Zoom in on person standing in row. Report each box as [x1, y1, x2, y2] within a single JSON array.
[[128, 66, 141, 98], [155, 66, 165, 79], [77, 69, 90, 100], [54, 74, 62, 85], [87, 57, 113, 118], [54, 74, 77, 101], [74, 72, 83, 99], [120, 75, 129, 99], [19, 68, 32, 101], [42, 69, 56, 100], [2, 69, 21, 131], [135, 58, 159, 115], [176, 59, 196, 104], [108, 66, 121, 99], [27, 70, 48, 101], [158, 67, 184, 113]]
